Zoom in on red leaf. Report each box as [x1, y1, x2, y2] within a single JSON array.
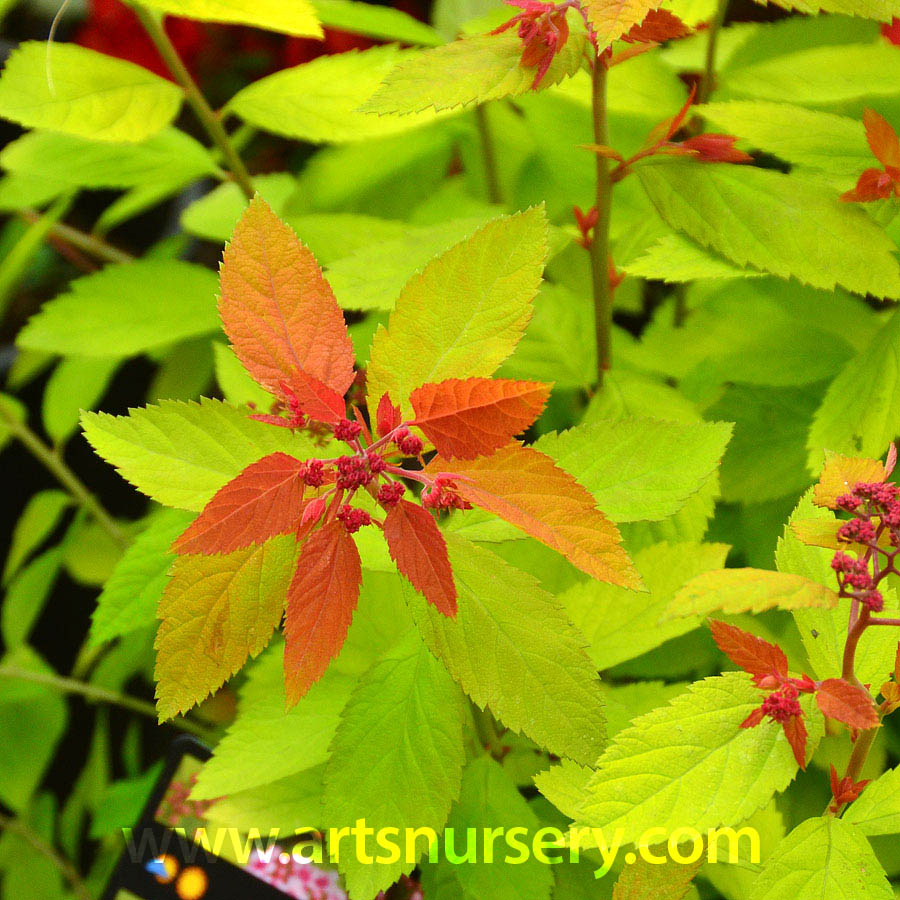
[[864, 108, 900, 169], [219, 196, 355, 400], [284, 370, 346, 424], [783, 714, 808, 770], [646, 83, 697, 147], [623, 8, 690, 43], [841, 168, 898, 202], [283, 521, 362, 706], [709, 620, 788, 680], [376, 392, 401, 438], [410, 378, 551, 460], [816, 678, 880, 729], [173, 453, 308, 555], [383, 499, 457, 616], [680, 133, 753, 164]]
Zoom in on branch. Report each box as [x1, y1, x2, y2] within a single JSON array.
[[20, 210, 134, 266], [474, 105, 503, 205]]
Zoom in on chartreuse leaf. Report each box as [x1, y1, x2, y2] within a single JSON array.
[[575, 672, 824, 848], [322, 632, 465, 897], [155, 534, 298, 720], [747, 816, 891, 900], [406, 534, 607, 765], [212, 343, 272, 408], [3, 490, 70, 584], [90, 509, 194, 647], [808, 308, 900, 473], [19, 261, 219, 357], [312, 0, 443, 44], [760, 0, 898, 18], [535, 418, 732, 523], [843, 765, 900, 835], [366, 207, 547, 417], [226, 47, 450, 143], [0, 129, 219, 189], [581, 0, 668, 48], [777, 493, 899, 687], [0, 42, 182, 142], [42, 357, 119, 445], [422, 756, 553, 900], [562, 542, 729, 670], [624, 232, 760, 282], [637, 160, 900, 298], [137, 0, 320, 36], [611, 854, 701, 900], [81, 398, 319, 511], [361, 20, 587, 115]]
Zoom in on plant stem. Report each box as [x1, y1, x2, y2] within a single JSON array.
[[697, 0, 729, 105], [0, 398, 129, 549], [21, 210, 134, 265], [133, 5, 256, 200], [842, 608, 870, 682], [474, 104, 503, 205], [0, 665, 211, 739], [589, 58, 613, 386], [470, 701, 507, 760], [0, 811, 94, 900], [827, 724, 879, 817]]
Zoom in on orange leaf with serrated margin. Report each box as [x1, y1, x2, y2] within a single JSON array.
[[426, 444, 642, 589], [783, 714, 808, 770], [219, 196, 355, 400], [864, 109, 900, 169], [383, 499, 457, 616], [709, 620, 788, 680], [583, 0, 667, 49], [622, 8, 690, 43], [376, 392, 401, 438], [284, 369, 346, 424], [817, 678, 879, 729], [410, 378, 550, 460], [283, 521, 362, 706], [173, 453, 309, 556]]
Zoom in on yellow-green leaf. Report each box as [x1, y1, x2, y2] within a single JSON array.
[[139, 0, 321, 36]]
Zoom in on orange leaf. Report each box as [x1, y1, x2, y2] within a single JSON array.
[[410, 378, 550, 460], [383, 499, 457, 616], [709, 620, 788, 680], [283, 521, 362, 706], [284, 369, 346, 424], [864, 109, 900, 169], [173, 452, 308, 556], [376, 392, 401, 438], [426, 444, 642, 589], [783, 714, 808, 770], [813, 453, 887, 509], [817, 678, 880, 730], [219, 196, 355, 401], [623, 8, 690, 43]]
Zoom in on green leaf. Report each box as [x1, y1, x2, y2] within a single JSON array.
[[0, 128, 219, 189], [1, 549, 62, 649], [562, 541, 729, 670], [42, 357, 119, 445], [19, 261, 219, 358], [322, 633, 466, 897], [137, 0, 320, 35], [808, 307, 900, 472], [623, 232, 761, 282], [360, 23, 587, 115], [81, 398, 318, 511], [842, 765, 900, 835], [367, 207, 547, 416], [0, 794, 66, 900], [423, 755, 553, 900], [312, 0, 443, 44], [534, 418, 732, 523], [226, 47, 450, 143], [777, 493, 899, 688], [759, 0, 898, 19], [3, 490, 70, 584], [0, 42, 182, 142], [576, 672, 823, 847], [211, 343, 272, 409], [637, 160, 900, 298], [407, 534, 607, 765], [747, 816, 891, 900], [90, 509, 194, 647]]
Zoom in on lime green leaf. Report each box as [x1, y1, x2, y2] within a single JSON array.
[[603, 680, 689, 740], [81, 398, 317, 511], [0, 128, 219, 189], [624, 232, 761, 282], [637, 160, 900, 298], [562, 541, 729, 670], [3, 490, 70, 584], [367, 207, 547, 416], [808, 308, 900, 472], [842, 765, 900, 835], [759, 0, 898, 18], [322, 633, 465, 897], [2, 549, 62, 649], [62, 519, 124, 587], [576, 672, 824, 847], [211, 343, 272, 409], [582, 370, 700, 425], [90, 509, 194, 647], [138, 0, 320, 35], [0, 42, 182, 142], [155, 534, 298, 720], [42, 357, 119, 445], [406, 534, 606, 765], [312, 0, 443, 44], [19, 261, 219, 358], [535, 418, 732, 523], [227, 47, 450, 143], [747, 816, 891, 900]]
